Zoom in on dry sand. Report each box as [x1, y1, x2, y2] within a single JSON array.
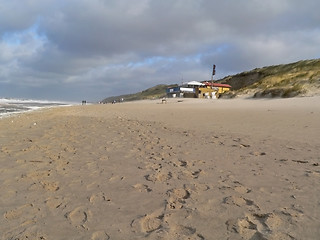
[[0, 97, 319, 240]]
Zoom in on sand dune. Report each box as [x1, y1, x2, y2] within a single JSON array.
[[0, 97, 319, 239]]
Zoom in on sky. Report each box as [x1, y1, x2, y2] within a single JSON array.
[[0, 0, 320, 102]]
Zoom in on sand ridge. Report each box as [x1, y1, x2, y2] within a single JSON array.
[[0, 97, 319, 239]]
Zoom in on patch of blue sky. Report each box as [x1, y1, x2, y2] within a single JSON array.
[[2, 32, 22, 46], [2, 21, 48, 46]]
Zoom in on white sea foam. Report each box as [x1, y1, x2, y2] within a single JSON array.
[[0, 98, 76, 118]]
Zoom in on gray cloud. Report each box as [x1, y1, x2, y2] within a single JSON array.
[[0, 0, 319, 101]]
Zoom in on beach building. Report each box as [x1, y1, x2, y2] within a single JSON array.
[[197, 85, 218, 99], [202, 81, 232, 94], [167, 80, 231, 99], [166, 81, 203, 98]]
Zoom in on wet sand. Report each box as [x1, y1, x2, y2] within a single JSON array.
[[0, 97, 319, 239]]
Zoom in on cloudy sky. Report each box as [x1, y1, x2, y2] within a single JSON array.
[[1, 0, 319, 101]]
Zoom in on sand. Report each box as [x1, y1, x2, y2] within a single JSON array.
[[0, 97, 319, 240]]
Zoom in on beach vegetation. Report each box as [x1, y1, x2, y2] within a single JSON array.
[[219, 58, 320, 98]]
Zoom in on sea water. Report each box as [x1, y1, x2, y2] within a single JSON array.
[[0, 98, 74, 118]]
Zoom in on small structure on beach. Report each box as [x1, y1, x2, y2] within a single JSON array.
[[166, 81, 201, 98], [198, 85, 218, 99], [166, 81, 231, 99], [202, 82, 232, 95]]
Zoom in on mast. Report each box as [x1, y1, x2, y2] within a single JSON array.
[[211, 64, 216, 99], [211, 64, 216, 87]]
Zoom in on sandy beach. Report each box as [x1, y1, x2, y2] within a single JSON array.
[[1, 97, 319, 240]]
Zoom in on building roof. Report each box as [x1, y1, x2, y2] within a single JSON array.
[[202, 81, 232, 88]]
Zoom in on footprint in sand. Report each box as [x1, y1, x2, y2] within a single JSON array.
[[40, 180, 60, 191], [27, 180, 60, 192], [184, 183, 210, 193], [131, 209, 164, 233], [234, 185, 251, 194], [167, 188, 190, 200], [166, 188, 190, 210], [4, 204, 38, 221], [132, 183, 152, 192], [91, 230, 110, 240], [65, 207, 89, 228], [4, 226, 47, 240], [145, 171, 172, 183], [89, 192, 112, 204], [140, 215, 163, 233], [170, 225, 205, 240], [180, 169, 202, 180], [227, 211, 295, 239], [45, 196, 67, 211], [218, 179, 251, 194], [223, 196, 260, 210], [227, 214, 269, 239]]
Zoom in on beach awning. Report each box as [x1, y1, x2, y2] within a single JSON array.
[[185, 81, 204, 86], [203, 82, 232, 88]]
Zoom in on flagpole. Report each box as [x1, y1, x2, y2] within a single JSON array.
[[211, 64, 216, 99]]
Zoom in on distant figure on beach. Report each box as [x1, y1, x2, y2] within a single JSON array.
[[82, 100, 86, 105], [112, 100, 116, 104], [162, 97, 167, 104]]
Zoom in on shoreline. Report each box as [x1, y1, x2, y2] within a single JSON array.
[[1, 96, 319, 239], [0, 98, 77, 119]]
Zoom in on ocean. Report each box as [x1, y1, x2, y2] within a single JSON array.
[[0, 98, 74, 118]]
